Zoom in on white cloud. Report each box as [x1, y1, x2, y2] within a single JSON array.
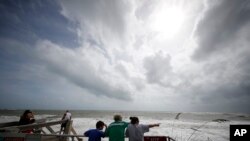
[[1, 0, 250, 112], [55, 0, 250, 112]]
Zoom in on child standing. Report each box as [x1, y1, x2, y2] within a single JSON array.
[[84, 121, 107, 141]]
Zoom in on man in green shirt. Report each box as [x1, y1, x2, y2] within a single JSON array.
[[105, 114, 129, 141]]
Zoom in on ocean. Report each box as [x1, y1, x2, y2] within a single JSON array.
[[1, 110, 250, 141]]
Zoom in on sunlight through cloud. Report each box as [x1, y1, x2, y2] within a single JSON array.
[[150, 6, 185, 39]]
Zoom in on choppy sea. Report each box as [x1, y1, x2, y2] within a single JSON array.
[[1, 110, 250, 141]]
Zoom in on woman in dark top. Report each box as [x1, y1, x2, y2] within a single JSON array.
[[19, 110, 36, 133]]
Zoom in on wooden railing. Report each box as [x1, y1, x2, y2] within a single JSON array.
[[0, 120, 175, 141], [0, 119, 82, 141], [144, 136, 175, 141], [0, 121, 19, 128]]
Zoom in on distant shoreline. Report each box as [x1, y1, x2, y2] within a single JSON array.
[[1, 109, 250, 114]]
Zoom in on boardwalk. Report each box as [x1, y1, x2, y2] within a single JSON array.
[[0, 120, 175, 141]]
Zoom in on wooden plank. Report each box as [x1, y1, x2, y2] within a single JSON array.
[[166, 136, 175, 141], [0, 127, 19, 133], [42, 134, 86, 137], [18, 120, 66, 130], [0, 122, 19, 128], [45, 126, 55, 134], [71, 128, 83, 141], [144, 136, 167, 141], [0, 134, 174, 141], [0, 120, 67, 132], [41, 129, 47, 134], [0, 133, 26, 137], [25, 134, 41, 141], [0, 133, 41, 141], [144, 136, 175, 141], [41, 134, 85, 141], [41, 136, 60, 141], [2, 137, 25, 141], [0, 119, 46, 128]]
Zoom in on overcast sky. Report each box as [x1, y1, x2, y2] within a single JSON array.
[[0, 0, 250, 113]]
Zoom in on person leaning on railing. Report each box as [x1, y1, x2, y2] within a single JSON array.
[[105, 114, 129, 141], [84, 120, 107, 141], [18, 110, 36, 133], [125, 117, 160, 141], [60, 110, 72, 134]]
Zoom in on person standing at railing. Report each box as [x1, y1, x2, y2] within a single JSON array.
[[125, 117, 160, 141], [105, 114, 129, 141], [60, 110, 72, 134], [18, 110, 36, 133], [84, 121, 107, 141]]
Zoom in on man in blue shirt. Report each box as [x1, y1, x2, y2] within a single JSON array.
[[84, 121, 107, 141]]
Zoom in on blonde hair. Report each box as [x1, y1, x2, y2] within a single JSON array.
[[113, 114, 122, 121]]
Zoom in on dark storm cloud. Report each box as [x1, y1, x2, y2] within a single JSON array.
[[0, 39, 60, 109], [0, 0, 132, 110], [189, 52, 250, 113], [197, 82, 250, 113], [189, 0, 250, 113], [0, 0, 78, 47], [193, 0, 250, 60]]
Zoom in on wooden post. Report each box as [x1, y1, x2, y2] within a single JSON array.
[[63, 120, 72, 141], [71, 128, 83, 141]]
